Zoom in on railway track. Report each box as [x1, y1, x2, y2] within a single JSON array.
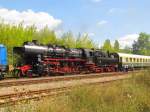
[[0, 72, 126, 87], [0, 71, 137, 107]]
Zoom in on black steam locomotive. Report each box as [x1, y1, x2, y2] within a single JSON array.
[[13, 40, 120, 77]]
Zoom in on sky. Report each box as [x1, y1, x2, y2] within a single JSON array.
[[0, 0, 149, 48]]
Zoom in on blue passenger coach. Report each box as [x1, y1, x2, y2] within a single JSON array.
[[0, 44, 7, 77]]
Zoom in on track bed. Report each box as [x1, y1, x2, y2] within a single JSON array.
[[0, 71, 140, 107]]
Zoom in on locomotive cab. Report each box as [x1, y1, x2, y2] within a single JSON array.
[[82, 49, 94, 63], [93, 50, 119, 71]]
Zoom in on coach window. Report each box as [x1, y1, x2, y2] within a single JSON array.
[[126, 58, 128, 62], [133, 58, 136, 62], [130, 58, 132, 62], [137, 59, 139, 63], [140, 58, 142, 62], [142, 59, 144, 62]]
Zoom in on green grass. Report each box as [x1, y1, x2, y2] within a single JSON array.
[[1, 70, 150, 112]]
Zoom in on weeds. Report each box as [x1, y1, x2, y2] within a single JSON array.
[[1, 70, 150, 112]]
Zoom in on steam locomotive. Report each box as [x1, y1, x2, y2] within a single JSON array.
[[2, 40, 149, 78], [12, 40, 120, 77]]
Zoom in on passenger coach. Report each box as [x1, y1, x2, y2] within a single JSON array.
[[118, 53, 150, 69], [0, 44, 7, 77]]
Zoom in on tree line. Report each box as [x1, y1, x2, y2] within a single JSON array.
[[0, 22, 97, 64], [0, 21, 150, 64], [101, 32, 150, 56]]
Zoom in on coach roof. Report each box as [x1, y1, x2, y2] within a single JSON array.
[[118, 53, 150, 59]]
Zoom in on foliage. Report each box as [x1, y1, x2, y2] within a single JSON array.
[[132, 32, 150, 55], [0, 22, 96, 64], [120, 46, 132, 54], [76, 33, 97, 49], [0, 22, 36, 64], [114, 40, 120, 52], [102, 39, 113, 52], [33, 26, 57, 45], [58, 31, 76, 48], [1, 20, 150, 66], [102, 32, 150, 55]]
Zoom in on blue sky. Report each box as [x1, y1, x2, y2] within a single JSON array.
[[0, 0, 149, 47]]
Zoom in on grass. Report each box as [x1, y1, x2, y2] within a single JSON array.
[[1, 70, 150, 112]]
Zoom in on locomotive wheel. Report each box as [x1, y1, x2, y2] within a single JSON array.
[[0, 72, 4, 79], [48, 71, 52, 76], [13, 69, 22, 78], [26, 70, 33, 78]]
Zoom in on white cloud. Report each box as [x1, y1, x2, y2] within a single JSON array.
[[97, 20, 108, 26], [0, 8, 62, 30], [81, 32, 95, 37], [108, 8, 117, 14], [117, 34, 139, 48], [88, 32, 95, 37], [108, 8, 127, 14], [92, 0, 102, 2]]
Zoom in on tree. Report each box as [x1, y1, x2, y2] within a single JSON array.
[[102, 39, 113, 52], [114, 40, 120, 52], [33, 26, 57, 44], [121, 46, 132, 53], [60, 31, 76, 48], [132, 32, 150, 55], [76, 33, 97, 49]]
